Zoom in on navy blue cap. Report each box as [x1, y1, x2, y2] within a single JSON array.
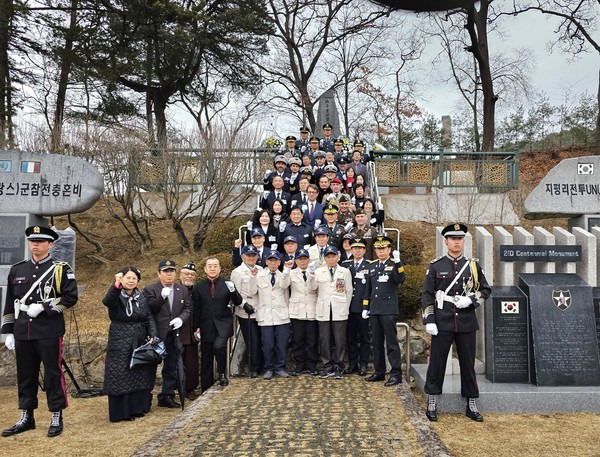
[[242, 245, 259, 255], [266, 250, 282, 260], [323, 246, 339, 256], [314, 226, 329, 236], [295, 248, 310, 258], [284, 235, 298, 244], [250, 228, 265, 238], [158, 259, 176, 271]]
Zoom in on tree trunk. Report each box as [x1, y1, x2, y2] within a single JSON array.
[[50, 0, 79, 153], [0, 0, 13, 149], [172, 219, 191, 252], [193, 222, 209, 252], [153, 91, 168, 151]]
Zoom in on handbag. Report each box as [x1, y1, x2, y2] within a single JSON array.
[[130, 339, 167, 369]]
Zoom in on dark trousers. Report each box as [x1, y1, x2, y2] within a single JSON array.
[[318, 320, 347, 372], [238, 316, 263, 373], [290, 319, 318, 371], [260, 324, 289, 372], [200, 336, 228, 392], [158, 332, 179, 402], [183, 342, 199, 393], [347, 312, 371, 368], [15, 337, 67, 411], [425, 330, 478, 398], [371, 314, 402, 378]]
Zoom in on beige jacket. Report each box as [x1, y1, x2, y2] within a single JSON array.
[[288, 268, 317, 320], [230, 263, 262, 319], [253, 269, 291, 326], [308, 244, 328, 266], [311, 265, 353, 322]]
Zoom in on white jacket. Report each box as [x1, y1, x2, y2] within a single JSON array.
[[308, 244, 329, 266], [288, 268, 317, 320], [253, 268, 291, 326], [311, 265, 353, 322], [230, 263, 262, 319]]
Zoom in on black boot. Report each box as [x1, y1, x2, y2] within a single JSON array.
[[425, 395, 438, 422], [219, 373, 229, 387], [2, 409, 35, 437], [48, 411, 63, 437], [465, 398, 483, 422]]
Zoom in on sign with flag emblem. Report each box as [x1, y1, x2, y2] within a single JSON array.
[[552, 290, 571, 311], [20, 161, 41, 173], [501, 301, 519, 314]]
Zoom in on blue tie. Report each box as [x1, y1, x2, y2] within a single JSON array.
[[271, 273, 276, 287]]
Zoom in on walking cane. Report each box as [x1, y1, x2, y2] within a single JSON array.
[[247, 308, 252, 378]]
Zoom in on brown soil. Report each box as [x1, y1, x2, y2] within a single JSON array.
[[3, 146, 596, 456]]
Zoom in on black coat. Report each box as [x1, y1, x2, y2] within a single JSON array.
[[363, 258, 406, 315], [343, 258, 370, 313], [102, 285, 157, 396], [143, 281, 191, 340], [193, 277, 242, 342]]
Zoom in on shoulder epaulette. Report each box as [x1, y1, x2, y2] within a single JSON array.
[[341, 259, 352, 265], [430, 256, 443, 264], [368, 259, 378, 264], [12, 260, 27, 267], [53, 261, 70, 266]]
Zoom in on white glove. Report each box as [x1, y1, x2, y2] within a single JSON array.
[[161, 287, 170, 299], [455, 296, 472, 309], [344, 222, 353, 232], [225, 281, 236, 293], [361, 310, 370, 319], [377, 202, 384, 211], [264, 170, 271, 179], [279, 221, 287, 232], [283, 267, 291, 274], [270, 244, 278, 251], [326, 193, 334, 202], [262, 190, 270, 199], [314, 219, 321, 229], [301, 204, 308, 212], [308, 260, 317, 273], [370, 217, 377, 225], [246, 221, 252, 231], [169, 318, 183, 330], [26, 302, 44, 318], [4, 334, 15, 351], [426, 323, 439, 336], [392, 250, 401, 263]]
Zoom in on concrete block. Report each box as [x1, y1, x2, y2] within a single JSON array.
[[494, 226, 514, 286], [573, 227, 597, 287], [513, 227, 534, 283], [553, 227, 576, 273], [533, 227, 556, 274]]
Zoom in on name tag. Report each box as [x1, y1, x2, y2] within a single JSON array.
[[269, 236, 277, 242], [378, 274, 389, 283], [384, 266, 393, 272], [355, 272, 365, 279]]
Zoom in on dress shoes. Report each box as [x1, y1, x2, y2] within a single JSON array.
[[263, 370, 273, 380], [48, 411, 63, 437], [185, 391, 199, 401], [158, 397, 181, 408], [344, 365, 358, 375], [219, 374, 229, 386], [365, 373, 385, 382], [275, 370, 289, 378], [426, 409, 438, 422], [384, 377, 401, 387], [2, 410, 35, 437], [358, 365, 367, 376], [466, 408, 484, 422], [249, 371, 258, 378]]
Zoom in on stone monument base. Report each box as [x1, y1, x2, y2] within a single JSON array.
[[411, 364, 600, 413]]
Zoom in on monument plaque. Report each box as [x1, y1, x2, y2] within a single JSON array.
[[519, 273, 600, 386], [0, 215, 28, 266], [485, 287, 531, 383]]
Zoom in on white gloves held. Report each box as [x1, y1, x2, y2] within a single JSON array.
[[361, 310, 370, 319], [279, 221, 287, 233], [169, 318, 183, 330], [426, 323, 439, 336], [264, 170, 271, 180], [455, 296, 472, 309], [225, 281, 236, 293], [392, 250, 401, 263], [4, 334, 15, 350], [27, 302, 45, 318], [246, 221, 253, 231], [344, 222, 353, 232], [314, 219, 321, 229], [161, 287, 171, 299]]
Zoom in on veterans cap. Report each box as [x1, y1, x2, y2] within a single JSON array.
[[300, 126, 310, 133], [323, 123, 333, 130], [323, 245, 339, 256], [250, 227, 265, 238], [288, 157, 302, 167], [286, 135, 297, 142], [324, 165, 338, 172], [373, 236, 393, 249], [25, 225, 59, 241], [242, 245, 259, 255], [442, 223, 468, 238], [266, 250, 282, 260], [314, 226, 330, 236], [315, 150, 326, 158], [350, 237, 366, 248], [323, 203, 339, 214], [284, 235, 298, 244], [181, 261, 196, 272], [295, 248, 310, 258], [158, 259, 176, 271], [274, 155, 288, 165]]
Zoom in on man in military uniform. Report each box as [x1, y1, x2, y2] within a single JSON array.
[[295, 126, 311, 154], [422, 223, 491, 422], [333, 139, 347, 162], [2, 226, 78, 437], [322, 203, 351, 248], [342, 238, 371, 375], [320, 123, 335, 152], [288, 157, 302, 195], [350, 209, 378, 260], [282, 135, 299, 157], [263, 155, 291, 193], [307, 136, 321, 162], [363, 235, 405, 387]]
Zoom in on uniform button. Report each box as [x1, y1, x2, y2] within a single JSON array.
[[33, 275, 37, 278], [456, 313, 458, 316]]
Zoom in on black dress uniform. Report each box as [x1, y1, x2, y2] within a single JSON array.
[[342, 241, 371, 374], [363, 236, 405, 384]]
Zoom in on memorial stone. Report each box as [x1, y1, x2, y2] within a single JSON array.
[[50, 227, 76, 270], [519, 273, 600, 386], [315, 90, 341, 138]]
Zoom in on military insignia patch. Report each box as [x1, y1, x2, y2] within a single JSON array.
[[34, 226, 41, 233], [552, 290, 571, 311]]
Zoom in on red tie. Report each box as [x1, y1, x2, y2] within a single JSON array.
[[210, 280, 215, 298]]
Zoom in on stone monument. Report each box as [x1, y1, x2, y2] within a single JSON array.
[[315, 89, 341, 138]]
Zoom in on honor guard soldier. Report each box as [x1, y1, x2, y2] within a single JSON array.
[[421, 223, 491, 422], [282, 135, 300, 157], [333, 139, 347, 162], [320, 123, 335, 152], [307, 136, 321, 162], [296, 126, 311, 154], [2, 226, 78, 437], [363, 235, 405, 387]]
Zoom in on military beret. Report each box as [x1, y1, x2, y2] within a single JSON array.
[[330, 177, 342, 184]]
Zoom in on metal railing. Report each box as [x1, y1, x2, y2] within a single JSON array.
[[372, 149, 519, 192]]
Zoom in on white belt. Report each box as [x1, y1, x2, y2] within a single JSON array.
[[19, 304, 30, 312]]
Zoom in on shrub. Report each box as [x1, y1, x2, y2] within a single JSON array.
[[399, 231, 425, 266], [397, 264, 427, 322], [203, 216, 248, 255]]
